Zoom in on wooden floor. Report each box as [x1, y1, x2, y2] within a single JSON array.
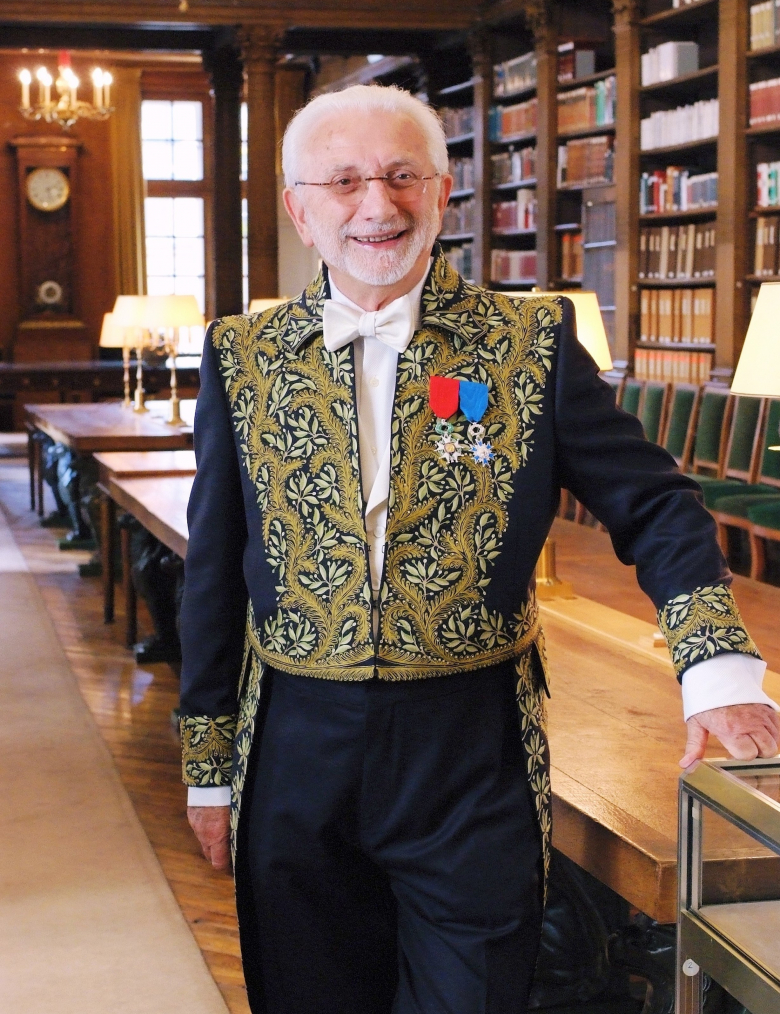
[[0, 462, 249, 1014]]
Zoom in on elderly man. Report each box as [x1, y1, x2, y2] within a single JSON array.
[[179, 85, 778, 1014]]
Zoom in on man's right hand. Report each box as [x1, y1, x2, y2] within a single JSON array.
[[188, 805, 231, 871]]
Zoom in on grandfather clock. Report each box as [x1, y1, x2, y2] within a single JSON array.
[[10, 135, 90, 362]]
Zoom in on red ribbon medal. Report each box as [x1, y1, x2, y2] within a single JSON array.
[[429, 376, 459, 420]]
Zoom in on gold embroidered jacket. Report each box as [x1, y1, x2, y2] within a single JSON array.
[[179, 250, 760, 872]]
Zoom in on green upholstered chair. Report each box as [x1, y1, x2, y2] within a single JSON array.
[[748, 497, 780, 581], [693, 396, 764, 509], [602, 374, 625, 405], [711, 399, 780, 559], [661, 383, 701, 470], [639, 381, 671, 444], [686, 386, 732, 481], [620, 378, 644, 417]]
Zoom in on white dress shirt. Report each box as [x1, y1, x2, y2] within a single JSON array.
[[188, 274, 776, 806]]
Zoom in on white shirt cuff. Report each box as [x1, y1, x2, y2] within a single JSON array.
[[187, 785, 231, 806], [681, 653, 779, 722]]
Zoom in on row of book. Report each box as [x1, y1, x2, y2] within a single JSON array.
[[640, 99, 719, 150], [445, 243, 474, 280], [492, 147, 536, 186], [750, 0, 780, 51], [556, 42, 596, 84], [557, 77, 616, 133], [441, 197, 475, 237], [640, 41, 699, 87], [493, 52, 536, 98], [490, 249, 537, 283], [489, 98, 537, 142], [639, 168, 718, 214], [756, 161, 780, 207], [441, 106, 474, 140], [749, 78, 780, 126], [753, 215, 780, 275], [560, 232, 583, 281], [449, 157, 474, 192], [639, 223, 717, 280], [634, 347, 712, 384], [557, 135, 614, 187], [639, 287, 715, 345], [492, 191, 537, 232]]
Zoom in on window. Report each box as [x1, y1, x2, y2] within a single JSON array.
[[141, 97, 211, 316]]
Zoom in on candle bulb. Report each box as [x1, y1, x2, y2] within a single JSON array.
[[92, 68, 103, 109], [37, 67, 52, 106], [103, 72, 112, 109], [70, 73, 79, 107], [19, 68, 31, 109]]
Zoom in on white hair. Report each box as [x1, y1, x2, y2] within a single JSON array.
[[281, 83, 449, 187]]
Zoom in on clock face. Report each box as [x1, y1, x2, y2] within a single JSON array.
[[26, 167, 70, 212]]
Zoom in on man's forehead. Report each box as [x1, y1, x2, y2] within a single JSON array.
[[301, 110, 429, 169]]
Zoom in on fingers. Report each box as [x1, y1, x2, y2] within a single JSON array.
[[680, 719, 708, 768], [208, 839, 232, 872]]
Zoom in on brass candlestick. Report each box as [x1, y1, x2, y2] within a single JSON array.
[[166, 334, 183, 426], [133, 336, 148, 413], [121, 343, 132, 408], [534, 539, 574, 600]]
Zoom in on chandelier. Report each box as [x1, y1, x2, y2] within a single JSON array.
[[18, 51, 113, 130]]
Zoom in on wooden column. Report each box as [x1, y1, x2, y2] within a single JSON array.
[[471, 31, 493, 288], [275, 64, 307, 173], [238, 26, 281, 299], [716, 0, 749, 371], [528, 1, 557, 290], [613, 0, 641, 366], [207, 45, 244, 317]]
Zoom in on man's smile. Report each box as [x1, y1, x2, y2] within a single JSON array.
[[348, 230, 407, 247]]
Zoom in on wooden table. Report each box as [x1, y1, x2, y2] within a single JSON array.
[[24, 400, 195, 517], [95, 451, 196, 632]]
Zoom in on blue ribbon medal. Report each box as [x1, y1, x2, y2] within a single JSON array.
[[459, 381, 493, 465]]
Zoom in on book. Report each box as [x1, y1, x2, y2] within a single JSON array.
[[639, 167, 718, 213], [490, 98, 538, 141], [634, 348, 712, 384], [557, 42, 596, 83], [641, 41, 699, 86], [638, 288, 714, 345], [557, 77, 616, 133], [493, 52, 537, 98], [557, 135, 614, 186], [492, 146, 536, 186], [441, 107, 475, 139], [640, 99, 719, 150]]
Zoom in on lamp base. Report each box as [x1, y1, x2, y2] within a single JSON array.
[[534, 538, 576, 601], [167, 395, 183, 426]]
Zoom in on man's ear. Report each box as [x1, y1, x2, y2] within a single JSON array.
[[436, 174, 454, 229], [282, 187, 315, 248]]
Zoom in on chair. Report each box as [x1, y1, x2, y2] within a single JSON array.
[[639, 381, 671, 444], [748, 497, 780, 581], [602, 374, 625, 405], [686, 386, 732, 480], [710, 399, 780, 557], [660, 383, 702, 471], [620, 378, 644, 417], [693, 396, 765, 509]]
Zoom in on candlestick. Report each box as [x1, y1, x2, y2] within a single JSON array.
[[91, 69, 103, 109], [19, 69, 31, 109], [103, 72, 112, 109]]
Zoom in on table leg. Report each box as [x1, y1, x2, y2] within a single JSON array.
[[121, 525, 137, 649], [101, 493, 116, 624], [27, 427, 35, 511], [35, 438, 44, 517]]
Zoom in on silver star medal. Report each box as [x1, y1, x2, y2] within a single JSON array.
[[435, 419, 461, 464], [468, 422, 494, 466]]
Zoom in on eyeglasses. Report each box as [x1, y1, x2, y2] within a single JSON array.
[[294, 169, 440, 201]]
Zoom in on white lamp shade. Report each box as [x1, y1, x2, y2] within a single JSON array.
[[99, 312, 126, 348], [504, 290, 613, 371], [249, 297, 288, 314], [731, 282, 780, 397], [111, 294, 149, 328], [144, 294, 205, 329]]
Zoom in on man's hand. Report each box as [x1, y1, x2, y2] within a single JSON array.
[[680, 703, 780, 768], [188, 805, 231, 871]]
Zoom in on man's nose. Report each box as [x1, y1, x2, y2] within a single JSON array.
[[356, 177, 401, 217]]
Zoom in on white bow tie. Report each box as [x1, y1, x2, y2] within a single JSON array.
[[322, 294, 415, 354]]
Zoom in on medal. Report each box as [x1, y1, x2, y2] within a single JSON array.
[[460, 381, 493, 465], [429, 376, 492, 466], [435, 418, 461, 463]]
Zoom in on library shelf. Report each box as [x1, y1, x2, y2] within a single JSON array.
[[583, 240, 616, 249], [438, 232, 475, 242], [640, 0, 717, 30], [745, 274, 780, 283], [557, 68, 616, 91], [747, 43, 780, 61], [558, 124, 616, 140], [745, 124, 780, 138], [449, 188, 475, 200], [557, 180, 614, 192], [638, 278, 716, 287], [639, 65, 719, 96], [555, 222, 582, 231], [493, 179, 537, 191], [437, 79, 475, 96], [492, 228, 537, 237], [750, 207, 780, 217], [493, 84, 537, 103], [639, 208, 717, 221], [637, 340, 716, 352], [640, 137, 718, 157], [445, 132, 475, 146], [493, 131, 537, 146]]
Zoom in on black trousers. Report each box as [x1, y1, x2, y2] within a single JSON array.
[[241, 661, 544, 1014]]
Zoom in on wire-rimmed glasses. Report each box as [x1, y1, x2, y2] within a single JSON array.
[[294, 169, 440, 203]]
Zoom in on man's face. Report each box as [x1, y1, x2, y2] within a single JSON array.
[[283, 110, 452, 287]]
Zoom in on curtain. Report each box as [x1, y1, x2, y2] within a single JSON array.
[[109, 68, 146, 295]]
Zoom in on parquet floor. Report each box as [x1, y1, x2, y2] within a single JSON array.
[[0, 462, 249, 1014]]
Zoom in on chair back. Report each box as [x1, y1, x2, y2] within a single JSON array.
[[661, 383, 702, 469], [690, 387, 732, 476], [640, 381, 671, 444], [602, 374, 625, 404], [621, 378, 644, 417], [756, 398, 780, 489], [722, 396, 764, 483]]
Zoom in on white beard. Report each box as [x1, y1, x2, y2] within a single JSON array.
[[307, 205, 440, 287]]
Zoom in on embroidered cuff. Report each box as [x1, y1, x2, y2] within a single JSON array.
[[180, 714, 237, 787], [657, 583, 763, 681]]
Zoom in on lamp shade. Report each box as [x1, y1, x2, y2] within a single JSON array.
[[111, 294, 149, 328], [144, 294, 205, 330], [731, 281, 780, 398], [99, 312, 126, 348], [505, 290, 613, 371], [249, 297, 288, 314]]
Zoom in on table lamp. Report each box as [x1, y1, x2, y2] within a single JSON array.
[[731, 281, 780, 450], [99, 312, 132, 408], [112, 295, 150, 413], [248, 297, 288, 314], [506, 289, 614, 598], [145, 294, 205, 425]]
